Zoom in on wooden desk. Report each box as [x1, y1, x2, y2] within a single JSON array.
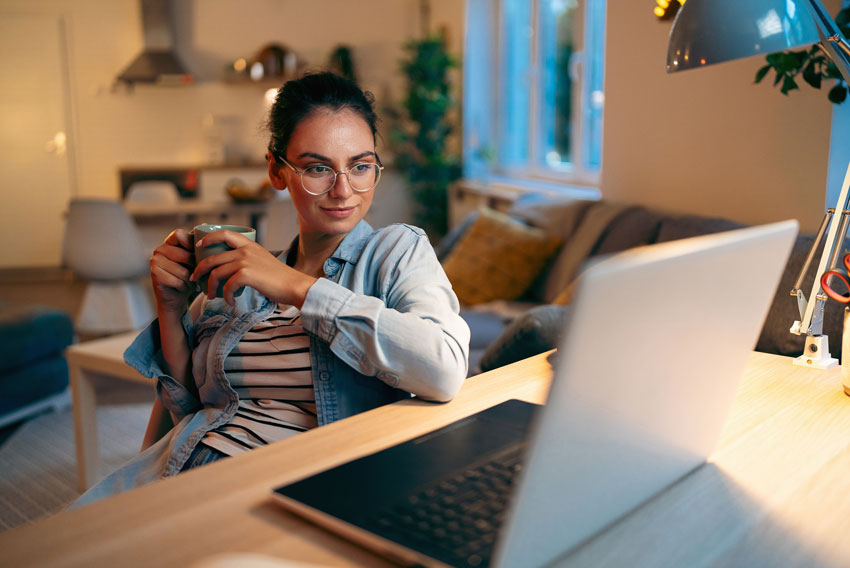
[[2, 352, 850, 567]]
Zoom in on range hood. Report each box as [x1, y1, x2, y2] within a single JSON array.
[[116, 0, 192, 86]]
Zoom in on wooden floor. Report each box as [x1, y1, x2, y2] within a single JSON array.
[[0, 267, 87, 318], [0, 267, 156, 341]]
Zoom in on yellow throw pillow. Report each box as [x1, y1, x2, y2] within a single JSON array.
[[442, 208, 562, 305]]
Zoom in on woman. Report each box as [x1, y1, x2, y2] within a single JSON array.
[[76, 72, 469, 505]]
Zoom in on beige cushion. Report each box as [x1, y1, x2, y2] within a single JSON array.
[[442, 208, 562, 305]]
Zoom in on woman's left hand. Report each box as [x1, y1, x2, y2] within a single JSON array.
[[190, 230, 317, 308]]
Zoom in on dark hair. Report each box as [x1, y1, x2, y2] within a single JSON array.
[[267, 71, 379, 160]]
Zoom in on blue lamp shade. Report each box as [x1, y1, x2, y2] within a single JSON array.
[[666, 0, 820, 73]]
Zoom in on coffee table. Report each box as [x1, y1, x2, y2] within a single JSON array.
[[65, 331, 151, 492]]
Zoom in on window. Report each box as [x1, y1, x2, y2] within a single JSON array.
[[463, 0, 606, 189]]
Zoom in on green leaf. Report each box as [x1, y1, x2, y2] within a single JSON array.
[[802, 61, 822, 89], [773, 51, 806, 73], [781, 75, 799, 94], [757, 7, 849, 105], [809, 55, 828, 74], [789, 50, 808, 67], [825, 61, 843, 80], [836, 7, 850, 31], [828, 84, 848, 104]]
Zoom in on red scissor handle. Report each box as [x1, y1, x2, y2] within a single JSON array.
[[822, 266, 850, 303]]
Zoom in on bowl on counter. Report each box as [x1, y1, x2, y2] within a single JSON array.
[[225, 179, 274, 203]]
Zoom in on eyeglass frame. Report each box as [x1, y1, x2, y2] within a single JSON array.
[[271, 153, 384, 196]]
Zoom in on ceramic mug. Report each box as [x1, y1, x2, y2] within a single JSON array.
[[193, 224, 256, 298]]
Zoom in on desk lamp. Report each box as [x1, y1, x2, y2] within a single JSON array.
[[667, 0, 850, 369]]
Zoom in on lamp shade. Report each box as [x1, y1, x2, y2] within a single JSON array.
[[667, 0, 820, 73]]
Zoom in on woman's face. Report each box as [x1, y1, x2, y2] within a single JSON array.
[[270, 108, 376, 240]]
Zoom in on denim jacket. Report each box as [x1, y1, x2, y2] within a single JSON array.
[[75, 221, 469, 505]]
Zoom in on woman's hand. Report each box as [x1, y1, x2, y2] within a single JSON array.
[[150, 229, 196, 315], [190, 230, 318, 308]]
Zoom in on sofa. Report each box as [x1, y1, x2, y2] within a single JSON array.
[[0, 305, 75, 428], [437, 196, 846, 375]]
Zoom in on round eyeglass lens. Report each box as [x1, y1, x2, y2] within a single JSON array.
[[301, 166, 334, 194], [349, 163, 381, 191], [298, 163, 381, 194]]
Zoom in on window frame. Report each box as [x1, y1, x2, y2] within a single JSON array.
[[463, 0, 606, 192]]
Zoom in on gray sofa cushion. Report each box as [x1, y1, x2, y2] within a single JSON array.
[[479, 304, 570, 373], [444, 197, 847, 372], [0, 305, 74, 372], [655, 214, 746, 243], [0, 357, 69, 415], [593, 206, 665, 256], [462, 309, 512, 351], [0, 305, 74, 420], [757, 233, 846, 359], [512, 200, 634, 303]]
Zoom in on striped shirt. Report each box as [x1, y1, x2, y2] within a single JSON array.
[[201, 304, 317, 456]]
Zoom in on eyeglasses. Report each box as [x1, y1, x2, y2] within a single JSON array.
[[275, 155, 383, 196]]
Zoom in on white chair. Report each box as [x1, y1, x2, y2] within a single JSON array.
[[62, 199, 155, 335]]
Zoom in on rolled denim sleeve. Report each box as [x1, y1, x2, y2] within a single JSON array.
[[301, 229, 470, 402], [123, 309, 202, 418]]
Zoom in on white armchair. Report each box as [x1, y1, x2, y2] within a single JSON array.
[[62, 199, 154, 335]]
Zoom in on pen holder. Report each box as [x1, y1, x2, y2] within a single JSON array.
[[841, 306, 850, 396]]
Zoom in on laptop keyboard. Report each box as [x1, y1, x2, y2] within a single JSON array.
[[369, 445, 524, 567]]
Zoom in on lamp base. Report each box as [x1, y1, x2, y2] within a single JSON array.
[[793, 335, 838, 369]]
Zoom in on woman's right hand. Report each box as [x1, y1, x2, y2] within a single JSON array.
[[150, 229, 196, 314]]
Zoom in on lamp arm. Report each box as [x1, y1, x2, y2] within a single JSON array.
[[803, 0, 845, 38], [787, 0, 850, 337], [825, 37, 850, 84], [803, 0, 850, 84], [792, 211, 831, 294], [830, 35, 850, 61], [798, 160, 850, 336]]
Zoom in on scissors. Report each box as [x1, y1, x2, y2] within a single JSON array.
[[821, 253, 850, 303]]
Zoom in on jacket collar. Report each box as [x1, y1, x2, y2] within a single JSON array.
[[329, 219, 374, 265], [278, 219, 375, 269]]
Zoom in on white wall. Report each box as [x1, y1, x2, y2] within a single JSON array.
[[1, 0, 464, 200], [0, 0, 464, 264], [7, 0, 845, 243], [601, 1, 842, 233]]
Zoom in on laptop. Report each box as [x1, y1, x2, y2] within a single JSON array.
[[272, 220, 798, 568]]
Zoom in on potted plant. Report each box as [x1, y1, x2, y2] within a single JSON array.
[[393, 34, 462, 238], [754, 5, 850, 104]]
